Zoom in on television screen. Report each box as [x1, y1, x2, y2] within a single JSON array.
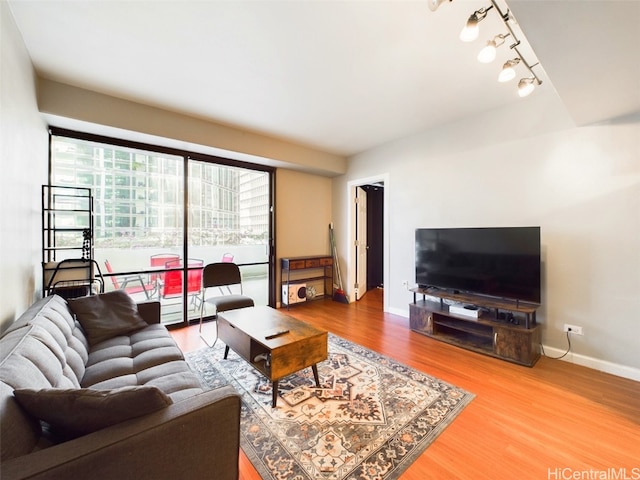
[[415, 227, 541, 304]]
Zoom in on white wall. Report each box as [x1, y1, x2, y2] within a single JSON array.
[[333, 90, 640, 379], [0, 0, 49, 332]]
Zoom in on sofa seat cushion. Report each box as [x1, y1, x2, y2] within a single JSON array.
[[81, 325, 203, 402], [13, 386, 173, 439]]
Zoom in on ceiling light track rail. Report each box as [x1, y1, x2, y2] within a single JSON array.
[[487, 0, 542, 91]]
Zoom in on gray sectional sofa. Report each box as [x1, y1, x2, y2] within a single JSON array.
[[0, 292, 241, 480]]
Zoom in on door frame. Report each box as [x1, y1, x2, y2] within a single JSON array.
[[346, 174, 389, 311]]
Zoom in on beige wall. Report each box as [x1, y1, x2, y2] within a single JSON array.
[[275, 169, 332, 306], [37, 78, 347, 178], [333, 90, 640, 379], [0, 0, 49, 332]]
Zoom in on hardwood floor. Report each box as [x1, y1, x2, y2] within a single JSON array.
[[171, 289, 640, 479]]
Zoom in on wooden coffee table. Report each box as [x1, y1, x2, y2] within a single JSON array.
[[217, 305, 328, 407]]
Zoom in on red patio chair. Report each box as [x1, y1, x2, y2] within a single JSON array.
[[161, 258, 204, 309], [104, 260, 156, 299], [150, 253, 180, 285]]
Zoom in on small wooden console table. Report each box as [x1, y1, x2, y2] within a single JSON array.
[[280, 255, 333, 308]]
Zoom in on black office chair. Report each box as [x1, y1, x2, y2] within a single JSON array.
[[199, 262, 254, 346]]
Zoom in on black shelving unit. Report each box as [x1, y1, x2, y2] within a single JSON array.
[[42, 185, 103, 298]]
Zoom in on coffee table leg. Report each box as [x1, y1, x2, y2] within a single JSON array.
[[224, 345, 230, 359], [272, 380, 278, 408], [312, 364, 320, 387]]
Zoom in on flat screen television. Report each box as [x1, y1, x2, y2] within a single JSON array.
[[415, 227, 541, 304]]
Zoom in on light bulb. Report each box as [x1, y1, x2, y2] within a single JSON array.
[[460, 13, 480, 42], [518, 78, 536, 97], [499, 67, 515, 82], [478, 41, 497, 63], [460, 25, 480, 42], [498, 58, 520, 82]]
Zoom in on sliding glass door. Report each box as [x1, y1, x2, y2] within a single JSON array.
[[186, 157, 271, 322], [50, 130, 273, 326]]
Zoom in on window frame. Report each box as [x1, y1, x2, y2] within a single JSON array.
[[48, 127, 277, 326]]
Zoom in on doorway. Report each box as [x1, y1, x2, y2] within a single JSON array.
[[348, 175, 388, 311], [361, 184, 384, 290]]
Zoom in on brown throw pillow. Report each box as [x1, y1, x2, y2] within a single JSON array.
[[67, 290, 148, 345], [14, 386, 172, 439]]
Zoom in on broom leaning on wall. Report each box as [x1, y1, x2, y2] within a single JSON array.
[[329, 223, 349, 303]]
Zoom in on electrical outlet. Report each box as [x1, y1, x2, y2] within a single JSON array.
[[402, 280, 409, 290], [563, 324, 583, 335]]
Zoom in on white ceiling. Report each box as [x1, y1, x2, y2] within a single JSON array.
[[7, 0, 640, 157]]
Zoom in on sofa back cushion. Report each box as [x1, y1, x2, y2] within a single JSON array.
[[67, 290, 149, 346], [3, 295, 89, 384], [0, 295, 90, 461]]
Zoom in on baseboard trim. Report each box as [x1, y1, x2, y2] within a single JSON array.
[[388, 306, 407, 317], [540, 345, 640, 382]]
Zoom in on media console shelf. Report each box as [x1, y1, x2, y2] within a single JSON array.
[[409, 287, 540, 367]]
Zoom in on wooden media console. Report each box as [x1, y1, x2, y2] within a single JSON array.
[[409, 287, 540, 367]]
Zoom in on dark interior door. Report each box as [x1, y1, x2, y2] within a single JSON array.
[[362, 184, 383, 289]]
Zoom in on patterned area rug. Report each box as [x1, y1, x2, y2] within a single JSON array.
[[186, 333, 474, 480]]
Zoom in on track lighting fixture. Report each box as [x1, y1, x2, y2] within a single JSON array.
[[498, 58, 520, 82], [433, 0, 543, 97], [459, 6, 493, 42], [477, 33, 509, 63]]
